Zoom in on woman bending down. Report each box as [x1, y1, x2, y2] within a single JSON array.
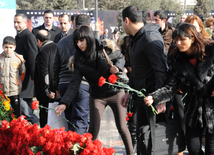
[[55, 26, 133, 155]]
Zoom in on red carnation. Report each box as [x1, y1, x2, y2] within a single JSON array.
[[170, 106, 174, 111], [127, 112, 133, 117], [126, 116, 129, 121], [98, 76, 106, 87], [31, 101, 38, 110], [108, 74, 117, 84]]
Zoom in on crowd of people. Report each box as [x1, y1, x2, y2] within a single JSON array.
[[2, 5, 214, 155]]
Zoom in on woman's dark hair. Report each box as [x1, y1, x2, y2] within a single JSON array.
[[73, 25, 96, 61], [113, 28, 119, 34], [169, 23, 214, 61]]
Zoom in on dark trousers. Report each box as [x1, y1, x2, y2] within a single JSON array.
[[88, 91, 133, 155], [39, 98, 49, 128], [186, 123, 214, 155], [8, 95, 21, 118], [58, 83, 90, 134], [136, 97, 165, 155], [127, 99, 138, 152]]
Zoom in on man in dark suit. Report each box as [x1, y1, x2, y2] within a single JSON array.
[[54, 14, 73, 43], [32, 10, 61, 41], [35, 30, 59, 127], [14, 13, 39, 124]]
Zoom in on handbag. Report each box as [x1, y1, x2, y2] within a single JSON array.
[[102, 49, 129, 83], [138, 113, 186, 155]]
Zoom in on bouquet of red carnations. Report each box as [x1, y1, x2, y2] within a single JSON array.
[[0, 115, 115, 155]]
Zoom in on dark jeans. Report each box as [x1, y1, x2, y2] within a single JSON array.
[[186, 123, 214, 155], [21, 98, 39, 124], [8, 95, 21, 118], [58, 83, 90, 134], [88, 91, 133, 155]]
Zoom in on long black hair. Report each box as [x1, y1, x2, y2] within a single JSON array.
[[73, 25, 96, 61]]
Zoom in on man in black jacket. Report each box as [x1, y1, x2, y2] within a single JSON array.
[[54, 14, 74, 43], [120, 6, 168, 155], [53, 14, 90, 134], [35, 30, 59, 127], [14, 13, 39, 124], [32, 10, 61, 41]]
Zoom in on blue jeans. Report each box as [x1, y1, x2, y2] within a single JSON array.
[[58, 83, 90, 134], [21, 98, 39, 125]]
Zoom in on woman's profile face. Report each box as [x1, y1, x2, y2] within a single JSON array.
[[175, 36, 194, 53], [193, 20, 201, 33], [76, 38, 87, 52]]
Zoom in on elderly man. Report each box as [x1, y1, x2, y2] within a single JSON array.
[[100, 29, 109, 40], [54, 14, 73, 43], [32, 10, 61, 41]]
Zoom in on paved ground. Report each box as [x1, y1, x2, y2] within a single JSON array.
[[34, 104, 205, 155]]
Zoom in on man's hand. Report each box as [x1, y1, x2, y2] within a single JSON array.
[[55, 104, 66, 116], [110, 65, 119, 74], [120, 93, 131, 108], [144, 96, 154, 106], [48, 92, 55, 99], [156, 103, 166, 114]]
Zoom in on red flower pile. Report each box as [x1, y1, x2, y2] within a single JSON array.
[[0, 116, 115, 155]]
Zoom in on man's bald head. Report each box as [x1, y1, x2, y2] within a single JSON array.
[[35, 29, 51, 42], [35, 30, 51, 49]]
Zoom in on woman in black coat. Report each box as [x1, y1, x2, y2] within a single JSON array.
[[55, 26, 133, 155], [144, 23, 214, 154]]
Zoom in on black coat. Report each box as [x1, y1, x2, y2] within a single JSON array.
[[129, 23, 168, 93], [60, 45, 125, 107], [15, 28, 38, 98], [54, 28, 73, 43], [53, 33, 76, 91], [34, 41, 57, 102], [32, 23, 61, 41], [150, 44, 214, 134]]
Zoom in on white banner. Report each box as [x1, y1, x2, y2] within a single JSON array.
[[0, 0, 16, 53]]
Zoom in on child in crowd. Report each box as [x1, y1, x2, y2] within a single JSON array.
[[0, 36, 25, 118]]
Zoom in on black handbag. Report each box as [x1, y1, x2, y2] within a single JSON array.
[[138, 113, 186, 155], [102, 49, 129, 84]]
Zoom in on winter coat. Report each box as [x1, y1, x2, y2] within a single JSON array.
[[129, 23, 168, 93], [150, 44, 214, 134], [53, 33, 77, 90], [15, 28, 38, 98], [54, 28, 73, 43], [60, 39, 125, 107], [159, 22, 175, 54], [34, 41, 58, 102], [0, 52, 25, 96], [32, 23, 61, 41]]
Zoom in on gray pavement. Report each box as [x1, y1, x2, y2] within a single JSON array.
[[34, 104, 206, 155]]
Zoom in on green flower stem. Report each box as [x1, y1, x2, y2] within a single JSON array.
[[38, 105, 82, 134], [105, 81, 158, 115]]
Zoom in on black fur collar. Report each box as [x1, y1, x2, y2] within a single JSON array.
[[171, 44, 214, 88]]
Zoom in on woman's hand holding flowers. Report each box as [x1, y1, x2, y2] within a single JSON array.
[[55, 104, 66, 116]]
